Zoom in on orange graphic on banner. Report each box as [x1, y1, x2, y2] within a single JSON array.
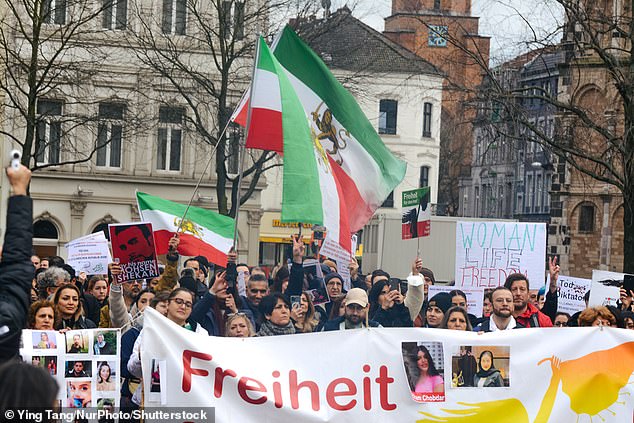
[[417, 342, 634, 423]]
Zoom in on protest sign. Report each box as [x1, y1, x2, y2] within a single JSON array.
[[427, 285, 485, 316], [401, 187, 431, 240], [142, 308, 634, 422], [21, 329, 121, 408], [455, 221, 547, 288], [65, 232, 112, 275], [555, 275, 592, 315], [109, 222, 160, 283], [588, 270, 630, 308], [302, 259, 330, 305]]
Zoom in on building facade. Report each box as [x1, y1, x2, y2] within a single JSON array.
[[0, 0, 266, 265], [383, 0, 490, 214]]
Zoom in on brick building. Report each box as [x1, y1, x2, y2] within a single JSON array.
[[383, 0, 490, 214], [549, 1, 626, 276]]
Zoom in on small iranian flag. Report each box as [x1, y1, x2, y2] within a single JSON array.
[[232, 29, 406, 258], [136, 192, 235, 266]]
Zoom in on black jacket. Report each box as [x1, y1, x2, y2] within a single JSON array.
[[0, 196, 33, 362], [372, 303, 413, 328], [474, 318, 525, 332]]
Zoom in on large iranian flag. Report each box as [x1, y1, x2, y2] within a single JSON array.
[[232, 30, 406, 258], [136, 192, 234, 266]]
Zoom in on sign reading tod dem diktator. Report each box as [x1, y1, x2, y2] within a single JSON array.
[[108, 222, 159, 283], [401, 187, 431, 240]]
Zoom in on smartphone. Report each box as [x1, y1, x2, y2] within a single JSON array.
[[389, 278, 401, 292], [624, 275, 634, 297], [290, 295, 301, 310], [113, 258, 120, 264]]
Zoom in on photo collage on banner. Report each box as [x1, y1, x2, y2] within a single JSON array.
[[21, 329, 121, 411], [401, 341, 512, 403]]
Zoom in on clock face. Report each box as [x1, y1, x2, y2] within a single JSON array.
[[428, 25, 448, 47]]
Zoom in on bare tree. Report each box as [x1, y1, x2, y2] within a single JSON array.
[[128, 0, 306, 217], [0, 0, 140, 171], [435, 0, 634, 272]]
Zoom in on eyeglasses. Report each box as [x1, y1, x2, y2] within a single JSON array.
[[170, 298, 193, 308], [249, 289, 267, 294], [554, 322, 567, 327]]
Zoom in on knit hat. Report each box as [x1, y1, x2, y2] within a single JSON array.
[[421, 267, 436, 284], [325, 272, 343, 285], [428, 292, 452, 314]]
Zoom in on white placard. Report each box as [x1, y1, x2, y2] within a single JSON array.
[[65, 232, 112, 275], [555, 275, 592, 315], [589, 270, 631, 307], [455, 221, 547, 288], [427, 285, 485, 317]]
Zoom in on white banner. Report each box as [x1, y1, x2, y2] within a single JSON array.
[[427, 285, 485, 317], [21, 329, 121, 409], [455, 221, 547, 288], [555, 275, 592, 315], [141, 308, 634, 422]]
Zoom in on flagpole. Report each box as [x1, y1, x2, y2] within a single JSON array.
[[176, 119, 233, 234], [232, 35, 262, 249]]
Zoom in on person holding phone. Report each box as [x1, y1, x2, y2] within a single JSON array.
[[290, 292, 323, 332], [368, 279, 413, 327]]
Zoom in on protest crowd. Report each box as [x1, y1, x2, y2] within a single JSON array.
[[0, 164, 633, 420]]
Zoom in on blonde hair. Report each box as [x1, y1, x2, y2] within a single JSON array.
[[225, 314, 255, 337]]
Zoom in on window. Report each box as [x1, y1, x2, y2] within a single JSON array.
[[526, 174, 533, 212], [419, 166, 430, 188], [43, 0, 66, 24], [222, 1, 245, 40], [382, 191, 394, 208], [434, 0, 441, 10], [378, 100, 397, 135], [474, 186, 480, 217], [96, 103, 124, 168], [33, 220, 58, 239], [36, 100, 63, 165], [157, 106, 184, 171], [423, 102, 432, 137], [535, 173, 543, 212], [578, 204, 595, 232], [102, 0, 127, 30], [162, 0, 186, 35], [226, 122, 242, 175]]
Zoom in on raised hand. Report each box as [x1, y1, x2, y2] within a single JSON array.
[[291, 234, 305, 264]]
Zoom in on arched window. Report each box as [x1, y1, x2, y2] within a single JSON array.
[[578, 203, 596, 233], [33, 220, 58, 239], [92, 223, 111, 241]]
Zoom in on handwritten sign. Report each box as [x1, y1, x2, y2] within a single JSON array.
[[555, 275, 592, 315], [455, 221, 547, 288], [427, 285, 485, 317]]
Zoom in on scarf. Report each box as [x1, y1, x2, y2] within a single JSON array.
[[256, 320, 296, 337], [476, 364, 499, 379]]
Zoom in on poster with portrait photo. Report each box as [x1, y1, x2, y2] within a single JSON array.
[[109, 222, 160, 283], [95, 360, 118, 392], [66, 380, 92, 408], [401, 341, 445, 403], [65, 330, 89, 354], [93, 330, 118, 356], [451, 345, 511, 388], [65, 360, 92, 378], [32, 330, 58, 350]]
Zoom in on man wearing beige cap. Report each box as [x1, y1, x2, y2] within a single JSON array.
[[322, 288, 381, 331]]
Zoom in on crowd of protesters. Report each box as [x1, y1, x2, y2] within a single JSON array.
[[0, 163, 633, 416]]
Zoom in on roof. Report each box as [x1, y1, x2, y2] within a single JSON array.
[[293, 7, 441, 76]]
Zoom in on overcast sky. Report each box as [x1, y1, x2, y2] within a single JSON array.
[[321, 0, 563, 63]]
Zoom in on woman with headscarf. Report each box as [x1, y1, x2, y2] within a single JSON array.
[[474, 350, 503, 387], [368, 279, 413, 327]]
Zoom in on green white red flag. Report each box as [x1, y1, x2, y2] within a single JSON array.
[[231, 28, 406, 258], [136, 192, 235, 266]]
